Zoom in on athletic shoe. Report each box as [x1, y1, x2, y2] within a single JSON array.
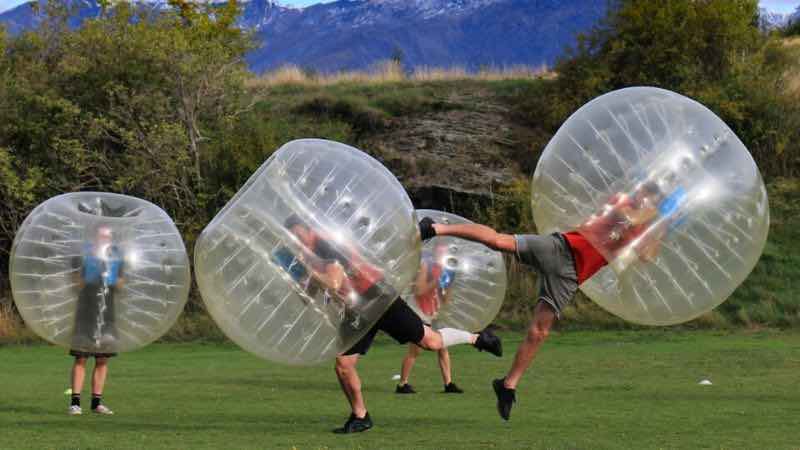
[[418, 217, 437, 241], [395, 383, 417, 394], [92, 404, 114, 415], [68, 405, 82, 415], [492, 378, 516, 421], [333, 412, 373, 434], [474, 329, 503, 357], [443, 382, 464, 394]]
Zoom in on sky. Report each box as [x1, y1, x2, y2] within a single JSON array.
[[0, 0, 335, 13], [0, 0, 797, 16], [761, 0, 800, 13]]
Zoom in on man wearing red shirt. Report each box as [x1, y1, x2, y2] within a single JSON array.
[[418, 181, 665, 421]]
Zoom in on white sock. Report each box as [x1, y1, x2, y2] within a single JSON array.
[[439, 328, 475, 347]]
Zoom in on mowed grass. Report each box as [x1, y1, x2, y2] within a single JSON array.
[[1, 331, 799, 450]]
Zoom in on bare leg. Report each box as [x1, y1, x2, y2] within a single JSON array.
[[437, 348, 452, 385], [335, 354, 367, 418], [92, 357, 109, 396], [71, 357, 87, 394], [418, 326, 478, 351], [417, 326, 443, 350], [504, 301, 556, 389], [400, 344, 422, 385]]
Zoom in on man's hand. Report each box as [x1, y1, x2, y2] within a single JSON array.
[[419, 217, 437, 241]]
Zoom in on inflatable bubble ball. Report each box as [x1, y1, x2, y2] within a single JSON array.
[[10, 192, 190, 353], [194, 139, 421, 365], [531, 87, 769, 325], [403, 210, 506, 331]]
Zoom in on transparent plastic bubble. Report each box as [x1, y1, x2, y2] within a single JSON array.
[[194, 139, 420, 365], [402, 210, 506, 331], [10, 193, 191, 353], [531, 87, 769, 325]]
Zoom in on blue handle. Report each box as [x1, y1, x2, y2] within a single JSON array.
[[439, 268, 455, 290], [658, 186, 688, 229]]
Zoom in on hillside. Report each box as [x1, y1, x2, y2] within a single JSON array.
[[1, 0, 798, 334], [1, 74, 798, 337], [242, 76, 800, 329], [247, 77, 537, 211]]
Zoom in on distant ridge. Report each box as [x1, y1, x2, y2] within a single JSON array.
[[0, 0, 608, 73]]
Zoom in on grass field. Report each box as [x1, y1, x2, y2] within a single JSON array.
[[1, 331, 799, 450]]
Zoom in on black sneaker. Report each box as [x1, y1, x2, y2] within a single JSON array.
[[443, 382, 464, 394], [333, 412, 373, 434], [474, 329, 503, 357], [418, 217, 437, 241], [395, 383, 416, 394], [492, 378, 516, 421]]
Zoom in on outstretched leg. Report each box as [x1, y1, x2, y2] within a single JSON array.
[[418, 326, 502, 357]]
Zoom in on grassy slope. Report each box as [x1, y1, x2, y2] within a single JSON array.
[[1, 331, 799, 449], [256, 79, 800, 329], [1, 78, 798, 332]]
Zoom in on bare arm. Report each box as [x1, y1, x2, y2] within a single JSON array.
[[619, 205, 658, 226], [413, 262, 435, 297], [306, 261, 346, 292], [432, 223, 517, 253]]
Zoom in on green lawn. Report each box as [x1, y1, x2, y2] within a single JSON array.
[[1, 331, 799, 450]]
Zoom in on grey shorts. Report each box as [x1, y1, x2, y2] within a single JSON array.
[[514, 233, 579, 318]]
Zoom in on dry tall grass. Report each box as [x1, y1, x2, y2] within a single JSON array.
[[0, 298, 25, 341], [413, 63, 551, 81], [248, 60, 552, 88], [784, 38, 800, 96]]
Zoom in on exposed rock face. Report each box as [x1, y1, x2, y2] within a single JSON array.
[[360, 87, 533, 211]]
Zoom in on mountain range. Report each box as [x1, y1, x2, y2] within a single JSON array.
[[0, 0, 610, 72], [759, 5, 800, 29], [241, 0, 608, 73], [12, 1, 796, 73]]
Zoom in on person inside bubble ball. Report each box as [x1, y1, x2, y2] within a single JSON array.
[[578, 181, 667, 272], [68, 225, 123, 416], [418, 181, 670, 421], [283, 214, 502, 433], [396, 243, 464, 394]]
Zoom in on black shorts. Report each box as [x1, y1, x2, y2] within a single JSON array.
[[69, 349, 118, 358], [344, 300, 425, 356]]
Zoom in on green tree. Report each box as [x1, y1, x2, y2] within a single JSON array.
[[0, 0, 256, 276], [520, 0, 799, 177]]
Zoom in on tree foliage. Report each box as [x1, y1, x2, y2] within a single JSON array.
[[518, 0, 800, 177], [0, 0, 254, 280]]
